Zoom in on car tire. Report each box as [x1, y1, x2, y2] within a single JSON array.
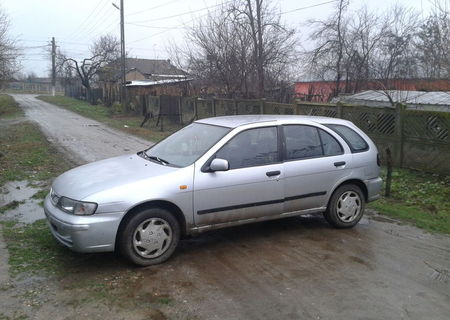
[[324, 184, 365, 228], [119, 207, 180, 266]]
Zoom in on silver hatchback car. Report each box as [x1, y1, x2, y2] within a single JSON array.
[[45, 115, 382, 266]]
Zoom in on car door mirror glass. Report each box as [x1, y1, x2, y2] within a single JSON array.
[[210, 158, 229, 172]]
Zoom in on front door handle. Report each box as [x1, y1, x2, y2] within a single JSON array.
[[266, 170, 281, 177], [334, 161, 346, 167]]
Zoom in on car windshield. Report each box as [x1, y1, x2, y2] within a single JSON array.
[[145, 123, 230, 167]]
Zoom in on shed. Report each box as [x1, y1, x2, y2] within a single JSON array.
[[333, 90, 450, 112]]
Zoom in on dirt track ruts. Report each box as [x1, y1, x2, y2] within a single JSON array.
[[11, 94, 150, 164]]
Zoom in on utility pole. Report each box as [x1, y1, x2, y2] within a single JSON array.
[[51, 37, 56, 96], [114, 1, 126, 105]]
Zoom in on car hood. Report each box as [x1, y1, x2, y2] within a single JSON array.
[[52, 153, 178, 200]]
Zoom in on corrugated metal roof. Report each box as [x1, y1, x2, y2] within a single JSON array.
[[125, 78, 193, 87], [340, 90, 450, 105], [125, 58, 187, 76]]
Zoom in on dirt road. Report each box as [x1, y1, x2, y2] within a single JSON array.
[[3, 94, 450, 320], [11, 94, 150, 164]]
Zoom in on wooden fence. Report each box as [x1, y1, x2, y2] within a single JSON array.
[[65, 88, 449, 174], [128, 95, 449, 174], [65, 86, 103, 105]]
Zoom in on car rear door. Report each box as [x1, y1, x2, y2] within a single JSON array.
[[282, 124, 352, 212], [193, 126, 284, 227]]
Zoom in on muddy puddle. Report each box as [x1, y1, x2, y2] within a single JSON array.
[[0, 180, 47, 223]]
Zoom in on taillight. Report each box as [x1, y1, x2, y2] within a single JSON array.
[[377, 153, 380, 166]]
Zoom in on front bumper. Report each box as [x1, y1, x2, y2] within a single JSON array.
[[364, 177, 383, 202], [44, 194, 125, 253]]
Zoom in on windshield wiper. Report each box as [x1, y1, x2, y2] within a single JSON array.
[[147, 155, 170, 166], [138, 151, 170, 165]]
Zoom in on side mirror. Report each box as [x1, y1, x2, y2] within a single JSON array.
[[209, 158, 229, 172]]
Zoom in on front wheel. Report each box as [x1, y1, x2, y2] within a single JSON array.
[[324, 184, 365, 228], [119, 207, 180, 266]]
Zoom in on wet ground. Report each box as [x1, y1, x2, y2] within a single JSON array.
[[1, 94, 449, 319], [0, 181, 45, 223], [10, 94, 150, 164]]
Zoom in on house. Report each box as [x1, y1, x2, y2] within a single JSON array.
[[332, 90, 450, 112], [123, 58, 188, 82], [99, 58, 192, 104], [295, 79, 450, 102]]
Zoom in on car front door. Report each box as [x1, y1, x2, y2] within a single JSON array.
[[282, 125, 352, 213], [193, 126, 284, 227]]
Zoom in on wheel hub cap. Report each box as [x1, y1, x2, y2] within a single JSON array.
[[336, 191, 361, 222], [133, 218, 172, 259]]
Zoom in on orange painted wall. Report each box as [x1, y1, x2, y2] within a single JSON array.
[[295, 79, 450, 102]]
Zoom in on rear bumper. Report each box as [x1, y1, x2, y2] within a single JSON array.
[[364, 177, 383, 202], [44, 195, 125, 253]]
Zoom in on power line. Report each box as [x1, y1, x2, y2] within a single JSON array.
[[127, 2, 229, 44], [68, 0, 110, 39], [18, 45, 50, 49], [126, 22, 184, 30], [129, 1, 228, 24], [71, 0, 114, 42], [83, 6, 116, 37], [280, 0, 338, 15], [126, 0, 183, 17]]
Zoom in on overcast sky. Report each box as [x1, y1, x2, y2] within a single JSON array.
[[1, 0, 435, 77]]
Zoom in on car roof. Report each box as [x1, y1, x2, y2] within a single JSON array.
[[195, 115, 350, 128]]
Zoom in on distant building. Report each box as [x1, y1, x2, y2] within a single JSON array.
[[100, 58, 192, 102], [295, 79, 450, 102], [8, 77, 63, 93], [332, 90, 450, 112]]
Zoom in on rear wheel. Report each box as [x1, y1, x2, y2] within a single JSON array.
[[119, 207, 180, 266], [324, 184, 365, 228]]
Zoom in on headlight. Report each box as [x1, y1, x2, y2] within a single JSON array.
[[57, 197, 97, 215]]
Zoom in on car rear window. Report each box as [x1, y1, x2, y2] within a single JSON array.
[[324, 124, 369, 153]]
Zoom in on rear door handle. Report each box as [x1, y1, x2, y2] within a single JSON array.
[[334, 161, 346, 167], [266, 170, 281, 177]]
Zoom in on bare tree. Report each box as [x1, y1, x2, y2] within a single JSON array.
[[0, 7, 19, 81], [172, 0, 297, 99], [184, 8, 253, 97], [306, 0, 349, 97], [305, 2, 427, 101], [415, 0, 450, 78], [58, 35, 120, 100], [344, 6, 385, 92], [231, 0, 298, 97], [371, 5, 419, 84]]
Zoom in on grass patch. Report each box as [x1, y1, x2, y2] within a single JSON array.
[[0, 94, 22, 119], [0, 312, 28, 320], [0, 121, 71, 185], [369, 168, 450, 234], [0, 201, 25, 214], [0, 219, 82, 276], [31, 189, 49, 200], [37, 95, 181, 142]]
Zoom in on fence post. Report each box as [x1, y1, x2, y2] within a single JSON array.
[[394, 103, 405, 167], [336, 103, 343, 119], [212, 98, 216, 117], [260, 98, 265, 114], [194, 97, 198, 120], [178, 96, 183, 125], [234, 99, 238, 115], [295, 102, 304, 115]]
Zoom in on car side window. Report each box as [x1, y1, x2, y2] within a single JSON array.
[[324, 124, 369, 153], [216, 127, 278, 169], [319, 129, 343, 156], [284, 125, 322, 160]]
